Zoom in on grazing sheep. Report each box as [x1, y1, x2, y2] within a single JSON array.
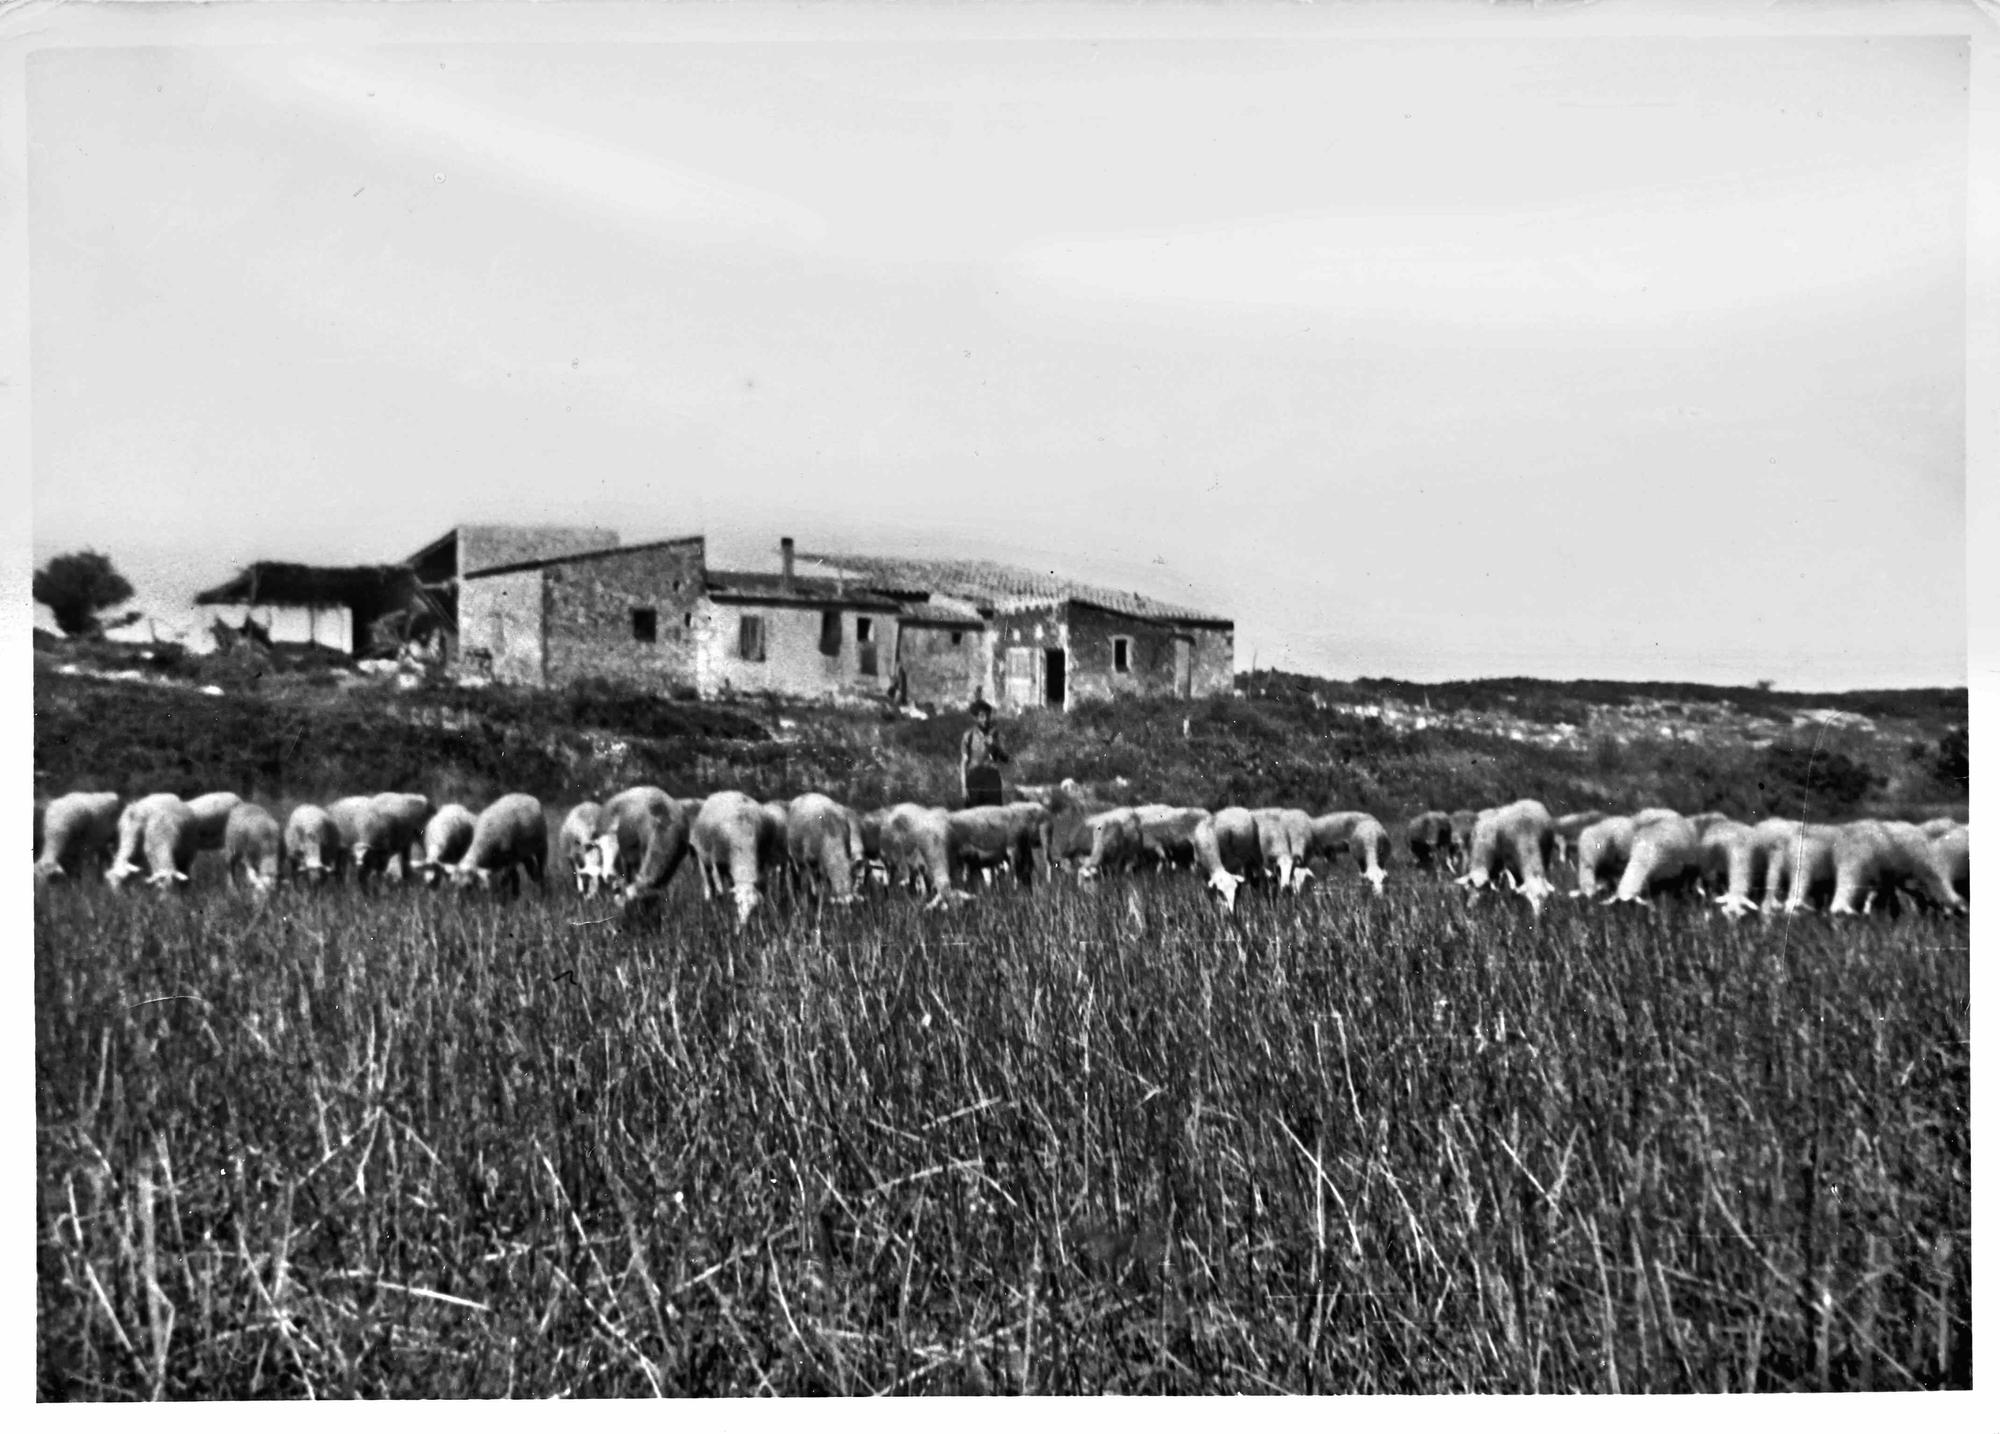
[[1308, 811, 1390, 896], [1767, 823, 1842, 916], [857, 806, 894, 887], [1699, 819, 1771, 919], [283, 804, 348, 884], [559, 801, 606, 897], [1551, 810, 1609, 868], [1042, 788, 1120, 873], [1930, 824, 1968, 904], [1192, 807, 1263, 912], [362, 793, 433, 880], [594, 786, 694, 905], [881, 803, 962, 908], [786, 793, 870, 905], [451, 794, 549, 896], [949, 802, 1053, 888], [223, 803, 284, 892], [689, 791, 785, 926], [1251, 808, 1315, 893], [1446, 809, 1482, 874], [34, 792, 122, 881], [1608, 814, 1705, 906], [1133, 805, 1208, 873], [1827, 820, 1966, 917], [1405, 810, 1456, 871], [327, 796, 380, 884], [1456, 800, 1558, 914], [106, 794, 202, 891], [413, 804, 477, 887], [1571, 816, 1641, 901], [1071, 808, 1144, 881], [185, 792, 243, 857], [759, 799, 795, 895]]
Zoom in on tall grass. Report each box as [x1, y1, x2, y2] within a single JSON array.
[[36, 870, 1969, 1396]]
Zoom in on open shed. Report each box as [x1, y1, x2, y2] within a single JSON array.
[[193, 562, 422, 656]]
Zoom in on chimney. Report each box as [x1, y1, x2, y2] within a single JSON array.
[[780, 536, 795, 589]]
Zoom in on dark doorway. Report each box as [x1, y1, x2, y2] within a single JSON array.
[[1044, 648, 1066, 709]]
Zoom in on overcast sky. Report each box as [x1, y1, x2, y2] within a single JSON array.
[[26, 32, 1969, 688]]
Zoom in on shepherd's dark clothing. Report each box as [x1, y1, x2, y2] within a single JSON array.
[[960, 721, 1009, 808]]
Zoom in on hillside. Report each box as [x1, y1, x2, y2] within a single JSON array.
[[31, 646, 1968, 825]]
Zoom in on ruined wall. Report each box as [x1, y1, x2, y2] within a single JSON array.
[[695, 602, 902, 701], [1063, 605, 1182, 706], [1187, 625, 1236, 698], [458, 526, 619, 576], [541, 543, 705, 694], [459, 571, 546, 685], [893, 624, 987, 708], [989, 603, 1068, 712]]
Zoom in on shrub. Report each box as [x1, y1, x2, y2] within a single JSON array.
[[1757, 741, 1880, 818], [1926, 726, 1969, 793]]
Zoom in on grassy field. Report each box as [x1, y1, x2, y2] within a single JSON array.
[[35, 861, 1970, 1397]]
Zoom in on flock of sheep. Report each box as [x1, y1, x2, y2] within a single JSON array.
[[32, 780, 1970, 929]]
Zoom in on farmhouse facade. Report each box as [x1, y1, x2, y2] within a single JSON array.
[[197, 525, 1234, 711]]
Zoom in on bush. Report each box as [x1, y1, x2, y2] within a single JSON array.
[[1757, 741, 1880, 818], [1926, 726, 1969, 793]]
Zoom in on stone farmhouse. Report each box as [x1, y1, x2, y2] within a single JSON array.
[[197, 524, 1234, 713]]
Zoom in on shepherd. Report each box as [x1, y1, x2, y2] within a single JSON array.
[[959, 689, 1009, 808]]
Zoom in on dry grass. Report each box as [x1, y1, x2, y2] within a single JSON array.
[[35, 866, 1969, 1397]]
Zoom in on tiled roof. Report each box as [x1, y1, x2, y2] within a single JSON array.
[[703, 571, 903, 609], [796, 552, 1230, 626], [895, 599, 985, 627]]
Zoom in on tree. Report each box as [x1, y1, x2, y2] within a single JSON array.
[[33, 550, 136, 638], [1927, 725, 1969, 794]]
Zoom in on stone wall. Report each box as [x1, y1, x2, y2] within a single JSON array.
[[696, 601, 903, 701], [1186, 624, 1236, 699], [459, 570, 547, 685], [892, 623, 988, 708], [1063, 604, 1183, 706], [540, 542, 706, 694], [989, 603, 1068, 712]]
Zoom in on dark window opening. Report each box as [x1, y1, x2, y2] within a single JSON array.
[[820, 609, 843, 656], [856, 617, 874, 643], [683, 612, 694, 628], [1044, 648, 1066, 708], [632, 608, 658, 643], [951, 630, 963, 647], [859, 642, 878, 677], [1113, 636, 1130, 673], [738, 614, 766, 662]]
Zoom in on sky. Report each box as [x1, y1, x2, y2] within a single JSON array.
[[25, 32, 1971, 688]]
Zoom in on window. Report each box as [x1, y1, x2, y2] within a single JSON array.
[[950, 630, 963, 647], [632, 608, 658, 643], [1114, 636, 1130, 673], [819, 609, 843, 656], [856, 617, 874, 643], [738, 614, 766, 662]]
